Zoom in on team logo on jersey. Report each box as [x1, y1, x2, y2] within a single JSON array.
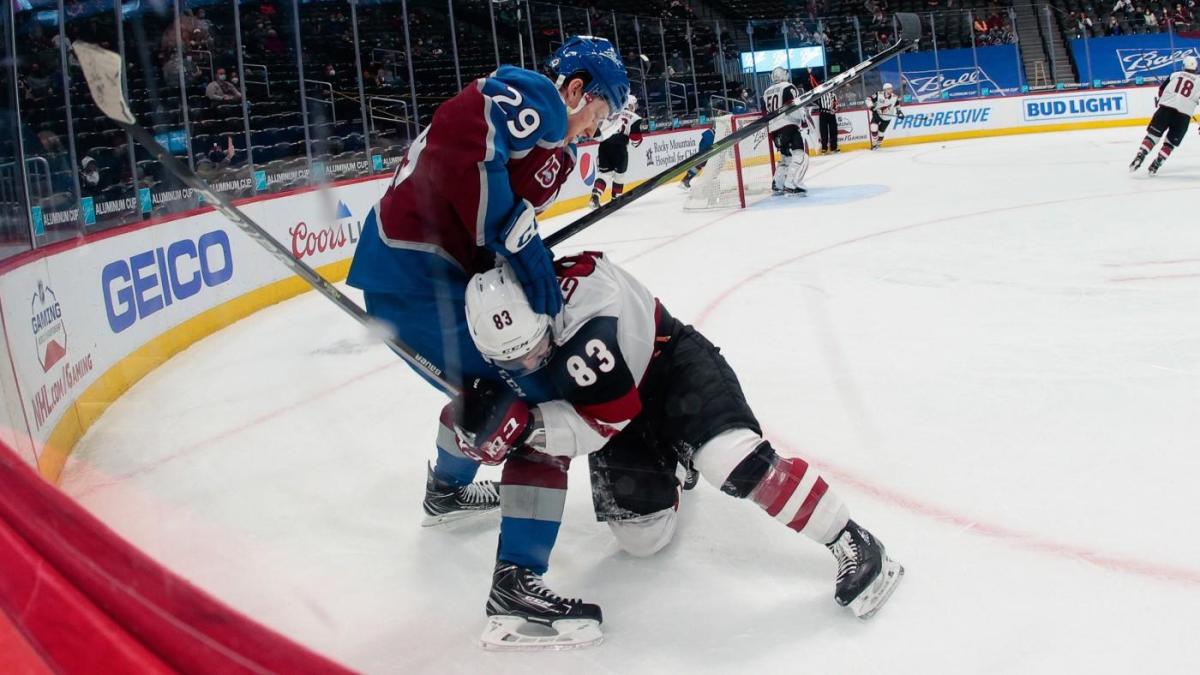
[[30, 281, 67, 373], [578, 152, 596, 187], [904, 67, 999, 102], [1117, 48, 1200, 80], [536, 154, 562, 188]]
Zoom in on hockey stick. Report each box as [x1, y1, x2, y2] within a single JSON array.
[[545, 12, 922, 248], [70, 41, 459, 396]]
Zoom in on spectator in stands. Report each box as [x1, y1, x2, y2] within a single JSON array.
[[79, 156, 104, 198], [1144, 6, 1160, 27], [1174, 3, 1194, 25], [974, 14, 989, 35], [1106, 14, 1125, 34], [207, 137, 236, 167], [263, 29, 285, 55], [1113, 0, 1134, 13], [669, 50, 687, 77], [163, 51, 200, 84], [20, 63, 53, 103], [206, 68, 242, 102]]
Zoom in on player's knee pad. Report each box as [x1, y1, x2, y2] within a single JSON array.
[[694, 428, 770, 498], [607, 508, 678, 557]]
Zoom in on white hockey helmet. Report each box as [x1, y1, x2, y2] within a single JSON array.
[[465, 263, 554, 374], [883, 82, 894, 91], [625, 94, 638, 111], [1184, 55, 1199, 72], [771, 66, 789, 84]]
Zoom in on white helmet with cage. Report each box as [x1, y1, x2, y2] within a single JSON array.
[[1184, 55, 1199, 72], [883, 82, 894, 91], [465, 263, 554, 375], [771, 66, 789, 84]]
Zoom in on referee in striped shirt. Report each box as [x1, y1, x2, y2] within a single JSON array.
[[816, 89, 839, 153]]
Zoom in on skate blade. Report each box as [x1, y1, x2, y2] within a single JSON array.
[[420, 507, 498, 528], [480, 616, 603, 651], [849, 556, 905, 620]]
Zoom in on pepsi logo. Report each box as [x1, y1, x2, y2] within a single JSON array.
[[578, 151, 596, 187]]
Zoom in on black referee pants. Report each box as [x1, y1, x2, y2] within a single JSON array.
[[819, 111, 838, 151]]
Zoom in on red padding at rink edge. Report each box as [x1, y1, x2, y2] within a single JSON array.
[[0, 441, 355, 675], [0, 515, 172, 674]]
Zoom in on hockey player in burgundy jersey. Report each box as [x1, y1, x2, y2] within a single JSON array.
[[346, 38, 628, 527], [452, 253, 904, 648]]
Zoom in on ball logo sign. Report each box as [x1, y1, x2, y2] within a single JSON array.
[[1116, 48, 1200, 79], [905, 67, 996, 102], [30, 281, 67, 373]]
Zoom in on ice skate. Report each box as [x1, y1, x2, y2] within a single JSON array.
[[480, 561, 603, 650], [421, 464, 499, 526], [588, 194, 601, 209], [785, 186, 807, 197], [1129, 149, 1148, 172], [680, 175, 692, 189], [826, 520, 904, 619], [1148, 156, 1165, 175]]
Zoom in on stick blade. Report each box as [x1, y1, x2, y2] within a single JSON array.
[[72, 41, 136, 125], [894, 12, 922, 47]]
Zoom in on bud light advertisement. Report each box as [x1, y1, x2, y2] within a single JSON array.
[[1070, 34, 1200, 84], [876, 45, 1024, 101]]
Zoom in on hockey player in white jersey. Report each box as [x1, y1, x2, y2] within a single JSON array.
[[452, 253, 904, 648], [762, 66, 811, 196], [868, 82, 904, 150], [590, 95, 644, 207], [1130, 56, 1200, 174]]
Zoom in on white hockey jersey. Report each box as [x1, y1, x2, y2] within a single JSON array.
[[524, 252, 660, 459], [598, 108, 643, 141], [763, 81, 810, 132], [869, 89, 902, 120], [1157, 70, 1200, 116]]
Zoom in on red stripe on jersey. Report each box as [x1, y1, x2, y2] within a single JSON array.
[[576, 413, 622, 439], [787, 477, 829, 532], [577, 387, 642, 424], [502, 452, 570, 489]]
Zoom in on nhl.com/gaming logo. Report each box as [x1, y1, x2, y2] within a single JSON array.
[[1117, 48, 1200, 79], [905, 67, 999, 102], [30, 280, 67, 373]]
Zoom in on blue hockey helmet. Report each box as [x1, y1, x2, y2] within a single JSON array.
[[546, 36, 630, 113]]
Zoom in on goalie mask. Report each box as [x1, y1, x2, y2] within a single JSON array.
[[466, 263, 554, 376]]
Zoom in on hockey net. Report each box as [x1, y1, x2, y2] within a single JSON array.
[[683, 113, 776, 210]]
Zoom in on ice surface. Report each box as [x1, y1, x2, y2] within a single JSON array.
[[61, 128, 1200, 674]]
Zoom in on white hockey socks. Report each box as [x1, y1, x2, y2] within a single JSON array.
[[694, 428, 850, 545], [773, 156, 792, 191], [784, 151, 809, 189]]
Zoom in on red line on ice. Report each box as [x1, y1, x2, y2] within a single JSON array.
[[693, 189, 1200, 588]]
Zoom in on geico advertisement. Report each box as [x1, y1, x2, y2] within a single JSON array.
[[0, 177, 390, 455]]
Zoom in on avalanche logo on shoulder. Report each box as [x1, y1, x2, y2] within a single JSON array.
[[1023, 93, 1128, 121], [578, 152, 595, 187], [30, 280, 67, 373]]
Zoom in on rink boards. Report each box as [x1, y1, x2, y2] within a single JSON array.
[[0, 84, 1163, 480]]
